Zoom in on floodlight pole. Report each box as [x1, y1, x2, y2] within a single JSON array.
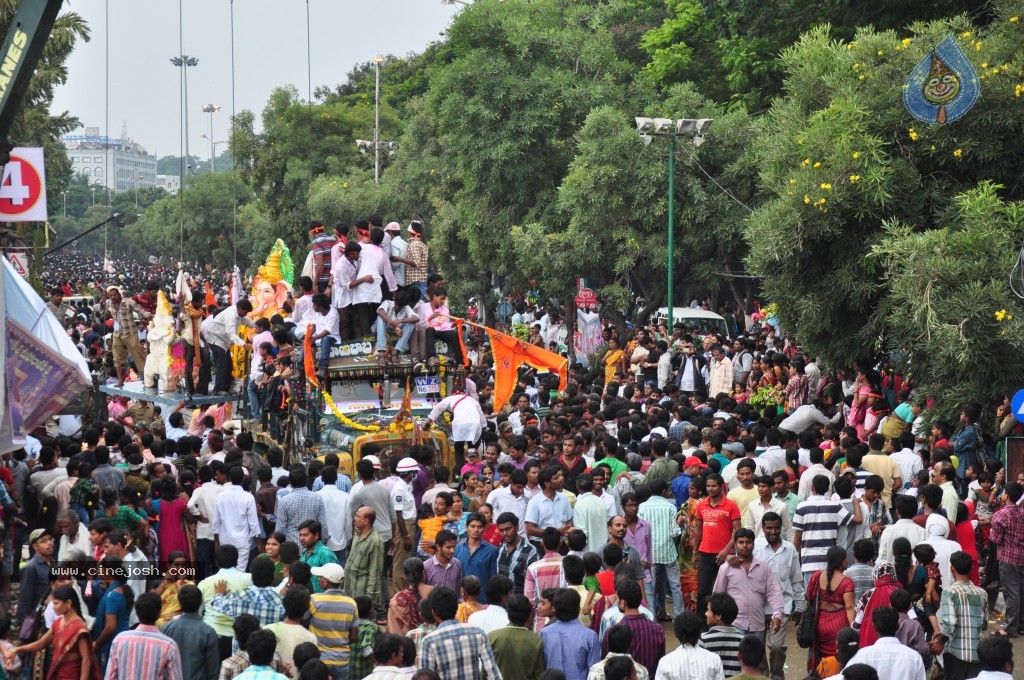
[[667, 133, 676, 330]]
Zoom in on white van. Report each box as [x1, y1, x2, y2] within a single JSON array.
[[652, 307, 730, 337]]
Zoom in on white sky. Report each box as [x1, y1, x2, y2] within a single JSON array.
[[51, 0, 459, 160]]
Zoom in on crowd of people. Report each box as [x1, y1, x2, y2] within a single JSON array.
[[12, 219, 1023, 680]]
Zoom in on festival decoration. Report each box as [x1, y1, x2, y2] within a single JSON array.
[[485, 325, 568, 411], [143, 291, 175, 391], [904, 34, 979, 125], [251, 239, 294, 320], [322, 390, 381, 432]]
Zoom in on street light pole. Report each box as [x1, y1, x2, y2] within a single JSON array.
[[61, 190, 66, 217], [201, 104, 221, 172], [135, 172, 144, 208], [667, 133, 675, 328], [91, 188, 95, 205], [634, 117, 713, 330], [373, 55, 384, 184], [170, 56, 199, 186]]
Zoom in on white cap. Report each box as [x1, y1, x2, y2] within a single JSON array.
[[310, 563, 345, 584], [385, 221, 402, 232], [650, 426, 668, 438], [363, 455, 381, 469], [397, 457, 419, 473]]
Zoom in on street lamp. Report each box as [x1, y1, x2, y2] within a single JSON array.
[[61, 190, 66, 217], [201, 104, 221, 171], [440, 0, 471, 4], [91, 187, 96, 205], [170, 55, 199, 188], [353, 56, 399, 184], [134, 173, 144, 208], [634, 116, 713, 330], [201, 134, 227, 172]]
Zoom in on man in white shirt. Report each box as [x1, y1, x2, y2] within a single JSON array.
[[350, 227, 397, 337], [798, 448, 835, 500], [385, 222, 414, 287], [877, 494, 927, 564], [488, 469, 530, 539], [206, 299, 254, 395], [306, 294, 340, 375], [846, 606, 926, 680], [316, 465, 352, 564], [187, 464, 228, 580], [888, 432, 923, 496], [289, 277, 315, 336], [779, 400, 843, 435], [753, 513, 803, 680], [389, 458, 418, 592], [654, 610, 724, 680], [467, 575, 514, 634], [212, 466, 260, 569]]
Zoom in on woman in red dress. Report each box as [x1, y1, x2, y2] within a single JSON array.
[[387, 557, 433, 635], [806, 546, 856, 672], [148, 476, 196, 565]]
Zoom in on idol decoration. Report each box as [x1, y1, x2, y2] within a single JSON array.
[[904, 34, 979, 125]]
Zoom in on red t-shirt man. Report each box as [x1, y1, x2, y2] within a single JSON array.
[[695, 496, 741, 555]]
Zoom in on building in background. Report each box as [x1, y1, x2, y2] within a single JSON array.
[[63, 126, 158, 193], [156, 175, 180, 194]]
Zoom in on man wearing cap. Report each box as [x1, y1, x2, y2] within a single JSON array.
[[405, 220, 428, 301], [674, 456, 707, 507], [384, 221, 415, 289], [17, 530, 53, 627], [106, 285, 151, 387], [308, 561, 359, 677], [389, 457, 418, 592]]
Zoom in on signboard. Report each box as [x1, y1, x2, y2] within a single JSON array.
[[575, 287, 597, 309], [6, 252, 26, 276], [415, 376, 440, 394], [0, 148, 46, 221], [1011, 389, 1024, 420]]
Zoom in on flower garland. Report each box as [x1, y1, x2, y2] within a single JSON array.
[[437, 356, 452, 424], [322, 389, 381, 432]]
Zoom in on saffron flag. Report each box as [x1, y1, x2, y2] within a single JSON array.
[[204, 282, 216, 311], [486, 327, 567, 412]]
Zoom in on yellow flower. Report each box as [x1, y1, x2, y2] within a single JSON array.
[[817, 198, 827, 205], [996, 309, 1007, 321], [931, 145, 937, 151], [853, 63, 860, 70], [787, 191, 794, 195], [953, 148, 963, 158], [901, 38, 912, 47], [962, 31, 972, 38], [342, 182, 348, 189], [820, 183, 832, 190], [849, 175, 860, 183], [804, 195, 811, 204], [813, 162, 822, 168], [976, 42, 983, 51], [1012, 16, 1020, 22], [852, 152, 860, 159], [992, 68, 1000, 75], [909, 130, 919, 141], [859, 74, 866, 80], [797, 139, 803, 144], [982, 63, 988, 68], [877, 50, 884, 56], [789, 179, 797, 184], [802, 158, 810, 166], [1016, 85, 1023, 97]]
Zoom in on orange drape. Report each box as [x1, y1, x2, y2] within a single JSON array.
[[204, 282, 216, 311], [486, 327, 567, 411]]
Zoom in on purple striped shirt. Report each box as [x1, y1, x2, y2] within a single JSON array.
[[423, 555, 463, 591], [603, 613, 665, 678], [105, 625, 183, 680]]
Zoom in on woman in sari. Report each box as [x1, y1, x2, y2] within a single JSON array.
[[676, 476, 704, 612], [805, 546, 856, 672], [855, 561, 900, 647], [4, 585, 100, 680], [602, 337, 626, 386], [387, 557, 432, 635], [848, 365, 883, 440], [477, 504, 501, 547], [265, 531, 287, 582], [154, 551, 194, 628], [146, 476, 196, 564]]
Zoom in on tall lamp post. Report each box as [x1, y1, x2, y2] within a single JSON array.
[[201, 134, 226, 173], [200, 104, 221, 172], [134, 172, 144, 208], [634, 117, 712, 330], [170, 55, 199, 188], [354, 55, 398, 184], [60, 190, 66, 217]]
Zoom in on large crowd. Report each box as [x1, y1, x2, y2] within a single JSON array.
[[8, 218, 1022, 680]]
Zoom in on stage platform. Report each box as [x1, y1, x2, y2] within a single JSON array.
[[98, 381, 243, 408]]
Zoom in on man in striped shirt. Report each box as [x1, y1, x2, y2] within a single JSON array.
[[419, 587, 503, 680], [602, 580, 664, 678], [524, 527, 566, 632], [793, 474, 860, 584], [308, 563, 360, 677], [106, 591, 184, 680], [495, 512, 538, 595], [637, 480, 681, 621], [655, 610, 724, 680], [700, 592, 745, 677]]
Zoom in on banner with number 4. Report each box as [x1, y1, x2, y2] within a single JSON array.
[[0, 148, 46, 222]]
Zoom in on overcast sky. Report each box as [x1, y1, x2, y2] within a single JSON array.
[[51, 0, 459, 161]]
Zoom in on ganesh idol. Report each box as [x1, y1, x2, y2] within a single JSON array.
[[250, 238, 295, 320]]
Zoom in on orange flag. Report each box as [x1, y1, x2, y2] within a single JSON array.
[[486, 327, 567, 412], [304, 324, 319, 387], [204, 282, 216, 311]]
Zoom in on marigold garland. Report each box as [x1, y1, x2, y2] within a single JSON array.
[[322, 390, 381, 432]]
